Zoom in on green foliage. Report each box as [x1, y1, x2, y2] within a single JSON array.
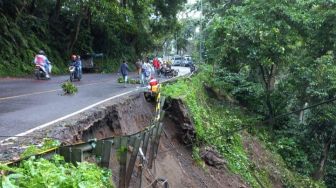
[[163, 67, 260, 187], [20, 139, 61, 159], [61, 81, 78, 95], [0, 0, 186, 76], [0, 155, 114, 188], [201, 0, 336, 186], [192, 147, 205, 168], [117, 77, 140, 84], [98, 58, 121, 74], [116, 146, 127, 162], [163, 66, 325, 187]]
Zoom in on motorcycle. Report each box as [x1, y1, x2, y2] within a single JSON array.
[[144, 78, 159, 102], [160, 67, 178, 78], [34, 64, 50, 80], [69, 65, 82, 82], [190, 64, 196, 73]]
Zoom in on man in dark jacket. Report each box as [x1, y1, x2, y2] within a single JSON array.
[[119, 60, 130, 87]]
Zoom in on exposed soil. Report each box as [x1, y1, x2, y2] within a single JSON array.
[[0, 93, 154, 162], [1, 93, 249, 187], [154, 116, 249, 188], [242, 132, 284, 188], [154, 98, 249, 188]]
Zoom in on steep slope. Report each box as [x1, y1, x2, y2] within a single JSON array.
[[162, 69, 325, 188]]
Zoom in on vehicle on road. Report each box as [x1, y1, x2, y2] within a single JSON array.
[[81, 53, 103, 72], [171, 55, 183, 66], [183, 55, 193, 67], [69, 65, 82, 82], [34, 64, 50, 80], [160, 64, 179, 78], [190, 63, 196, 73]]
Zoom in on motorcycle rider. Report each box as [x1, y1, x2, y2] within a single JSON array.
[[33, 50, 52, 78], [70, 54, 82, 78]]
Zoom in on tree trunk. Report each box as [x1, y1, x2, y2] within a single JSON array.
[[121, 0, 127, 8], [54, 0, 62, 20], [68, 15, 83, 54], [312, 137, 333, 180], [28, 0, 36, 14], [268, 64, 276, 91], [299, 102, 308, 123], [259, 64, 275, 120], [68, 5, 88, 55]]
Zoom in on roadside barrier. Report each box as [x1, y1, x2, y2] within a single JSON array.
[[4, 86, 167, 188]]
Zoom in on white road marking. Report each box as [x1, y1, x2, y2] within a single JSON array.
[[0, 89, 61, 101], [0, 78, 114, 101], [0, 67, 190, 144]]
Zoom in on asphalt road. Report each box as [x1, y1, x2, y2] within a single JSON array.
[[0, 66, 190, 141]]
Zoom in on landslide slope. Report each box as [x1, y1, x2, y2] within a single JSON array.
[[161, 69, 325, 188]]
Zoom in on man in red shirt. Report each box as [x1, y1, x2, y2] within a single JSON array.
[[152, 57, 161, 76]]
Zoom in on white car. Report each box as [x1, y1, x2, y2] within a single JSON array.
[[172, 56, 183, 66]]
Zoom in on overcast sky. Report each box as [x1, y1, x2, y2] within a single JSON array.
[[188, 0, 197, 4], [178, 0, 201, 19]]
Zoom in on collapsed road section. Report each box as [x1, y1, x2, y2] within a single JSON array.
[[0, 91, 247, 188]]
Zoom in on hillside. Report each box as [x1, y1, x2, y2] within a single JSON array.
[[0, 0, 185, 76], [162, 67, 329, 187]]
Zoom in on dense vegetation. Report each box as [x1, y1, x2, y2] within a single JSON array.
[[163, 67, 325, 187], [0, 155, 114, 188], [184, 0, 336, 187], [0, 0, 186, 76], [2, 0, 336, 187]]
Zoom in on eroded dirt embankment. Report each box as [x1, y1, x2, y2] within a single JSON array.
[[0, 93, 248, 187], [0, 93, 154, 161]]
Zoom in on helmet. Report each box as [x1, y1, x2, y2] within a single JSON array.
[[71, 55, 77, 61], [38, 50, 45, 55]]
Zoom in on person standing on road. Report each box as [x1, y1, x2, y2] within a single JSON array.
[[141, 58, 152, 86], [135, 59, 142, 77], [152, 57, 161, 77], [119, 60, 130, 87]]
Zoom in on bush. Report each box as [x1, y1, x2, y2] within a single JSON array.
[[117, 77, 140, 84], [61, 81, 78, 95], [0, 155, 114, 188], [20, 139, 61, 159]]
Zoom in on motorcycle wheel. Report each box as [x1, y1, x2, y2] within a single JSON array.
[[78, 72, 82, 81], [35, 70, 40, 80], [70, 73, 74, 82]]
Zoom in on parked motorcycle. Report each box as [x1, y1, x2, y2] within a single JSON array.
[[69, 65, 81, 82], [34, 64, 50, 80], [160, 67, 178, 78], [144, 78, 159, 102], [190, 63, 196, 73]]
